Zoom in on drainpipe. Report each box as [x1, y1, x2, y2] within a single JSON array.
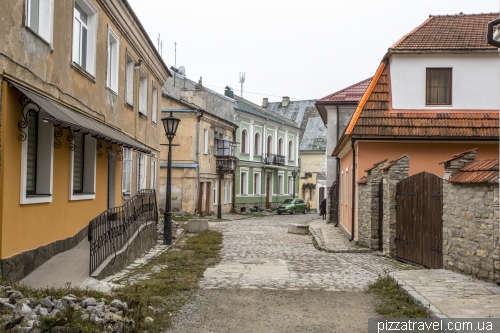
[[349, 138, 356, 242], [262, 119, 268, 208], [334, 104, 340, 227], [134, 59, 142, 139], [195, 110, 204, 215], [232, 127, 237, 212]]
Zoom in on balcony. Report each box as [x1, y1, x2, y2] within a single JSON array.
[[264, 154, 286, 166], [215, 139, 239, 171]]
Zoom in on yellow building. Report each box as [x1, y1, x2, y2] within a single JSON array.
[[0, 0, 169, 281]]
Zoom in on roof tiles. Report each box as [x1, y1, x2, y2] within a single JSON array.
[[391, 13, 499, 51], [316, 78, 372, 103], [448, 159, 499, 184]]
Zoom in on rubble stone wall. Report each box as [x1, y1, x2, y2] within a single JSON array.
[[443, 182, 499, 282]]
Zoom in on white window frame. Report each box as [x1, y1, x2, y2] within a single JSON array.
[[288, 140, 294, 160], [72, 0, 97, 75], [137, 153, 148, 191], [151, 84, 158, 123], [340, 171, 343, 205], [26, 0, 54, 44], [122, 148, 133, 194], [106, 26, 120, 93], [20, 110, 54, 204], [253, 171, 261, 195], [213, 181, 218, 205], [345, 168, 349, 207], [278, 173, 284, 195], [228, 181, 232, 203], [241, 129, 248, 153], [150, 155, 156, 189], [203, 129, 208, 154], [223, 180, 227, 204], [288, 175, 293, 195], [138, 70, 148, 116], [69, 134, 96, 201], [254, 131, 260, 155], [240, 171, 248, 195], [125, 54, 135, 106]]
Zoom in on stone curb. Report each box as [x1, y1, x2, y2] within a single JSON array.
[[387, 272, 448, 319], [309, 224, 372, 254]]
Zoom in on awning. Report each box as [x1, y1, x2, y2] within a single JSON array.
[[12, 82, 151, 153]]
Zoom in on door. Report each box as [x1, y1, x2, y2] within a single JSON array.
[[319, 187, 325, 204], [329, 182, 338, 224], [107, 153, 116, 209], [206, 182, 211, 215], [396, 172, 443, 268], [198, 182, 204, 216], [266, 175, 271, 209]]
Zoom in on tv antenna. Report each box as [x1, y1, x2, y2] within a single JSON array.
[[174, 42, 177, 87], [239, 72, 245, 98]]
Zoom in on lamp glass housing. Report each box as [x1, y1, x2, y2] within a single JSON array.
[[161, 112, 180, 140]]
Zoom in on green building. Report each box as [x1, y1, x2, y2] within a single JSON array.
[[224, 88, 301, 211]]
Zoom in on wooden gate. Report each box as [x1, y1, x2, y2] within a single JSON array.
[[396, 172, 443, 268], [329, 182, 338, 224]]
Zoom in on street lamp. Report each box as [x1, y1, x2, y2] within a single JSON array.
[[216, 159, 224, 219], [161, 111, 180, 245], [291, 169, 299, 199]]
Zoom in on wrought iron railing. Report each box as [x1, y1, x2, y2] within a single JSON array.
[[88, 189, 158, 275], [264, 154, 286, 166]]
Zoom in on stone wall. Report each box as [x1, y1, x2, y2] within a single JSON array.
[[443, 182, 499, 282], [381, 156, 410, 257], [357, 181, 370, 246], [92, 222, 157, 280], [0, 225, 88, 282]]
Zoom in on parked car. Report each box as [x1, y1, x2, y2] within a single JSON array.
[[277, 199, 308, 215]]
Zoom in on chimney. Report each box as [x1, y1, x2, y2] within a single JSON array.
[[224, 86, 234, 98], [262, 98, 269, 108], [282, 96, 290, 107], [180, 88, 193, 103]]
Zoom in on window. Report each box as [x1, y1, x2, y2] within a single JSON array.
[[213, 181, 217, 205], [150, 155, 156, 189], [240, 172, 248, 195], [278, 175, 284, 195], [106, 26, 119, 92], [151, 85, 158, 123], [138, 70, 148, 116], [122, 148, 133, 194], [70, 132, 96, 200], [426, 68, 452, 105], [203, 129, 208, 154], [267, 136, 272, 157], [125, 55, 134, 105], [223, 181, 227, 203], [21, 109, 53, 204], [278, 138, 283, 155], [345, 169, 349, 207], [72, 0, 97, 75], [137, 153, 147, 191], [228, 181, 232, 203], [254, 132, 260, 155], [241, 129, 247, 153], [340, 171, 343, 204], [309, 187, 313, 201], [288, 176, 293, 195], [26, 0, 53, 43], [254, 172, 261, 195], [288, 140, 294, 160]]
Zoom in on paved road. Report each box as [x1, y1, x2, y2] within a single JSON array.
[[167, 214, 414, 333]]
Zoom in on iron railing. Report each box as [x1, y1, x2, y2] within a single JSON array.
[[264, 154, 286, 166], [88, 189, 158, 275]]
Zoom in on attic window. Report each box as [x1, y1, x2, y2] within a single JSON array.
[[426, 68, 452, 105]]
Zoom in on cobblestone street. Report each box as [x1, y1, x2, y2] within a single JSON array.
[[201, 214, 413, 291]]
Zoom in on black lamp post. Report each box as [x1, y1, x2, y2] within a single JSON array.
[[291, 170, 299, 199], [216, 160, 224, 219], [161, 111, 180, 245]]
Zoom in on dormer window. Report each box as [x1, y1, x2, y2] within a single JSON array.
[[426, 68, 452, 105]]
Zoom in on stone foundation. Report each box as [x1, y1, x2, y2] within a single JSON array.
[[235, 202, 279, 212], [0, 225, 88, 282]]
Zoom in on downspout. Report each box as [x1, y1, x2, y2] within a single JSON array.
[[195, 110, 204, 215], [349, 138, 356, 241], [134, 60, 142, 138], [334, 104, 340, 227], [232, 127, 237, 212], [262, 119, 268, 208]]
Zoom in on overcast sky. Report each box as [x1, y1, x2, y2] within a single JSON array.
[[128, 0, 498, 105]]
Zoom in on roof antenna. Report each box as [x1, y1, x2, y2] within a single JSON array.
[[174, 42, 177, 87], [239, 72, 245, 98]]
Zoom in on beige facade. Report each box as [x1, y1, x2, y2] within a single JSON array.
[[298, 151, 326, 211]]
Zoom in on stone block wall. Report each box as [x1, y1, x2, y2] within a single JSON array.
[[357, 181, 370, 246], [443, 182, 499, 282], [381, 156, 410, 257]]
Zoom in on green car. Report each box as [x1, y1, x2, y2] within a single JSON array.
[[277, 198, 308, 215]]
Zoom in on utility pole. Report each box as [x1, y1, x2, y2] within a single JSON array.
[[239, 72, 245, 98], [174, 42, 177, 87]]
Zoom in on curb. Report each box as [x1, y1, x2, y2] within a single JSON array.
[[309, 224, 371, 254], [387, 272, 448, 319]]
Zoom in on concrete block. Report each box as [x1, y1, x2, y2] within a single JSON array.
[[287, 224, 309, 235], [186, 220, 209, 233]]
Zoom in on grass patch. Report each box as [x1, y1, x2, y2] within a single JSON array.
[[114, 230, 223, 332], [367, 277, 429, 318]]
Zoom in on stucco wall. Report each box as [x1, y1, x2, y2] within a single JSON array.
[[390, 53, 499, 110]]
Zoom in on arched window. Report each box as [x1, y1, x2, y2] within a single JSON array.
[[241, 129, 247, 153], [254, 132, 260, 155], [288, 140, 294, 160], [278, 138, 283, 155], [267, 136, 272, 157]]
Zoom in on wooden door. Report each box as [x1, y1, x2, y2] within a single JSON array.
[[198, 182, 204, 216], [396, 172, 443, 268], [266, 175, 271, 209], [206, 182, 211, 215]]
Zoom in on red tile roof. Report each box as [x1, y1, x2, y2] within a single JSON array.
[[358, 176, 368, 184], [380, 155, 409, 170], [316, 78, 372, 104], [364, 159, 388, 172], [391, 13, 499, 51], [448, 159, 499, 184]]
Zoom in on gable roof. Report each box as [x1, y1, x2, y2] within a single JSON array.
[[448, 159, 499, 184], [233, 95, 298, 128], [390, 13, 499, 52], [316, 78, 372, 104]]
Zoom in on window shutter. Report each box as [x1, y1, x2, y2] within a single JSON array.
[[73, 132, 85, 193], [26, 113, 38, 194]]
